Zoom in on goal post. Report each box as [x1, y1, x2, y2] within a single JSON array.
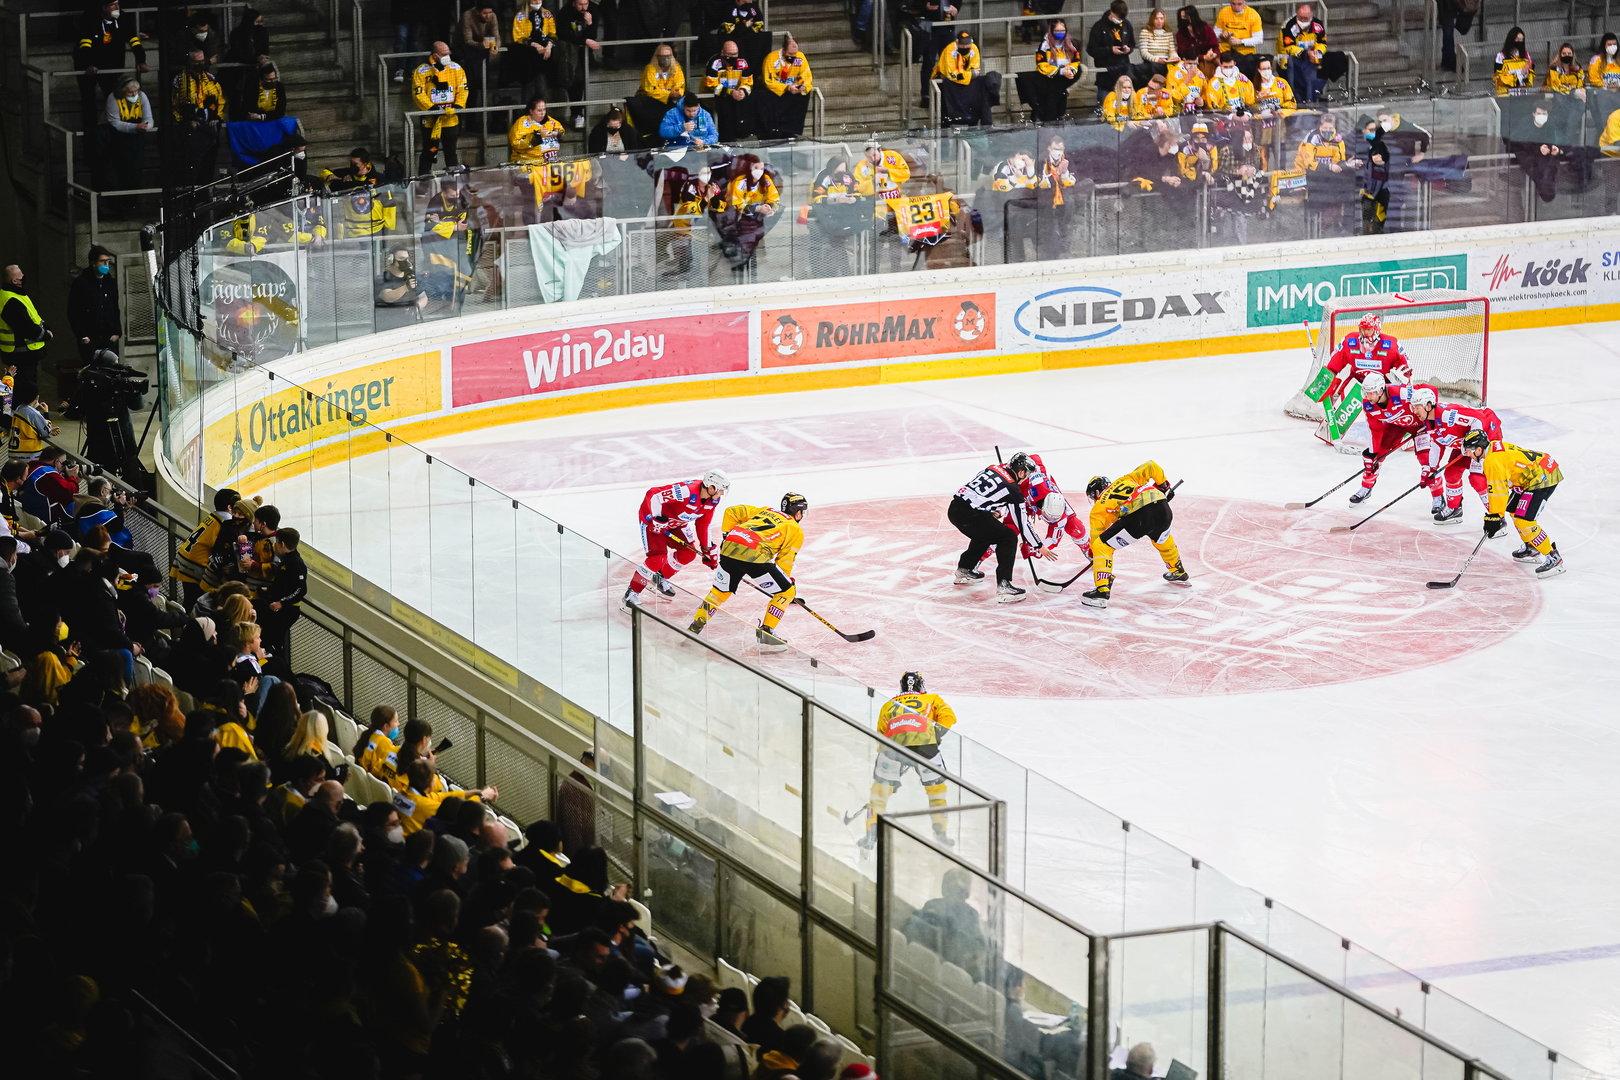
[[1285, 291, 1490, 421]]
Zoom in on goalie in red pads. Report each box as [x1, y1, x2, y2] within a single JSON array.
[[624, 469, 731, 608], [1318, 312, 1415, 405]]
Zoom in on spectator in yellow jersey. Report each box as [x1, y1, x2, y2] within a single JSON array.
[[1137, 71, 1175, 118], [1102, 74, 1143, 128], [509, 97, 565, 164], [1546, 44, 1586, 96], [1494, 27, 1534, 96], [355, 704, 402, 781], [1590, 33, 1620, 88], [1179, 120, 1221, 184], [1027, 20, 1082, 123], [1206, 50, 1256, 111], [1167, 52, 1208, 111], [934, 30, 992, 127], [412, 42, 468, 174], [860, 672, 959, 849], [508, 0, 556, 100], [102, 78, 155, 191], [76, 0, 148, 136], [1252, 55, 1296, 115], [854, 137, 912, 227], [1281, 3, 1326, 102], [628, 43, 685, 141], [704, 39, 755, 141], [233, 61, 286, 122], [1214, 0, 1264, 79], [717, 154, 780, 273], [395, 758, 496, 836], [171, 47, 227, 186], [759, 34, 814, 140]]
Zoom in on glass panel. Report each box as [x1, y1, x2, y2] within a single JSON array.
[[1223, 928, 1346, 1079], [644, 814, 718, 964], [558, 526, 612, 720], [513, 505, 563, 690], [428, 458, 475, 640], [638, 612, 803, 893], [385, 442, 432, 609], [469, 478, 518, 660], [1110, 929, 1208, 1079], [1425, 987, 1557, 1080], [1123, 821, 1196, 932], [810, 923, 870, 1048], [719, 863, 801, 998], [883, 1011, 1013, 1080]]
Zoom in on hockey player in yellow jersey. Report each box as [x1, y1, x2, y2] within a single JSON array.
[[1082, 461, 1189, 608], [1468, 430, 1566, 577], [860, 672, 959, 850], [688, 493, 807, 648]]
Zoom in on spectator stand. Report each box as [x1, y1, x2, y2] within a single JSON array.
[[904, 12, 1098, 128]]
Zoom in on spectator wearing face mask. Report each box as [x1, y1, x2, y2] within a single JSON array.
[[717, 154, 780, 273], [1494, 27, 1534, 96], [1206, 51, 1256, 112], [509, 96, 564, 166], [1281, 3, 1327, 102], [1174, 7, 1219, 69], [1086, 1, 1137, 97], [67, 246, 121, 392], [508, 0, 557, 100], [1102, 74, 1143, 128], [1213, 0, 1264, 80], [1252, 55, 1296, 115], [1167, 51, 1208, 111], [759, 34, 814, 140], [1358, 114, 1390, 233], [934, 30, 992, 127], [411, 42, 468, 174], [355, 704, 403, 781], [170, 47, 228, 185], [1295, 111, 1361, 235], [1509, 101, 1574, 204], [703, 39, 756, 142], [102, 78, 155, 191], [14, 528, 73, 632], [586, 106, 631, 153], [233, 61, 286, 121], [119, 564, 187, 663], [629, 44, 685, 142], [1028, 20, 1082, 123], [1590, 33, 1620, 89], [1546, 44, 1586, 95], [75, 1, 148, 138]]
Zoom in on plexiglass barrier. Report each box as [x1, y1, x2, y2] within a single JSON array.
[[149, 85, 1607, 1079]]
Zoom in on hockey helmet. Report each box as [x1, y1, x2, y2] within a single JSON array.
[[900, 671, 925, 694], [1006, 451, 1035, 477], [1085, 475, 1110, 501], [1358, 312, 1382, 336], [780, 492, 809, 517], [701, 468, 732, 495], [1360, 371, 1386, 397], [1462, 429, 1491, 453], [1041, 492, 1067, 523], [1407, 386, 1437, 410]]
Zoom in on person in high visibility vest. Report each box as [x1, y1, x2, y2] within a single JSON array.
[[0, 264, 51, 410]]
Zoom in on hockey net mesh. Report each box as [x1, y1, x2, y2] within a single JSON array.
[[1284, 291, 1488, 420]]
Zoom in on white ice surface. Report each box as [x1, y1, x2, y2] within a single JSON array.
[[281, 323, 1619, 1074]]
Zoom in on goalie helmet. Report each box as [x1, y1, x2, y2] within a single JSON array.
[[701, 468, 732, 495], [1360, 371, 1386, 397], [1041, 492, 1067, 523], [780, 492, 808, 517], [1006, 451, 1035, 476], [1085, 475, 1110, 501], [1462, 429, 1491, 453], [1357, 313, 1382, 349], [1408, 386, 1437, 410], [900, 672, 925, 694]]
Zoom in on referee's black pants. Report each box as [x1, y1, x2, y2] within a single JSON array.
[[949, 495, 1016, 582]]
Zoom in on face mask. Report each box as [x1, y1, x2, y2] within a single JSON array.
[[750, 166, 764, 180], [607, 124, 621, 133], [387, 725, 402, 743], [699, 1002, 718, 1019], [182, 838, 200, 859], [1379, 119, 1393, 131], [96, 263, 112, 276], [386, 825, 405, 844], [1561, 55, 1573, 64], [957, 46, 970, 55], [1609, 43, 1617, 56], [125, 91, 139, 101], [109, 6, 120, 16], [1365, 131, 1376, 141], [320, 893, 338, 916], [195, 31, 208, 41], [146, 586, 160, 600], [1049, 148, 1063, 160], [21, 726, 40, 747], [1053, 30, 1066, 41], [659, 56, 672, 66], [1533, 113, 1548, 127], [57, 555, 71, 569], [697, 167, 711, 183]]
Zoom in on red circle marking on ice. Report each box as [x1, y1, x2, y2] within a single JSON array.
[[758, 494, 1542, 700]]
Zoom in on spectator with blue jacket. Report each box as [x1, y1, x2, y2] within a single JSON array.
[[659, 94, 718, 149]]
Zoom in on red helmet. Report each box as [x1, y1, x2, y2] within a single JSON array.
[[1358, 312, 1382, 339]]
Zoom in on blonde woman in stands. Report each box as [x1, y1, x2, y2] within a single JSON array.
[[285, 707, 346, 771], [1545, 43, 1586, 94], [1101, 73, 1144, 128]]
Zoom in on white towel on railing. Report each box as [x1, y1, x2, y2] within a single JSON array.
[[527, 217, 623, 303]]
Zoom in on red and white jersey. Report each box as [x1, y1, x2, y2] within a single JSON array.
[[1426, 403, 1504, 453], [1362, 382, 1436, 431], [1017, 454, 1088, 548], [1322, 332, 1413, 400], [637, 480, 720, 548]]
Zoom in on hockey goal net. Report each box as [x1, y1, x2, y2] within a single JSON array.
[[1283, 291, 1489, 420]]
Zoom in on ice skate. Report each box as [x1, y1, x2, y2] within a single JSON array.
[[1535, 545, 1566, 578], [755, 623, 788, 649], [996, 580, 1025, 604], [1163, 561, 1191, 586], [954, 567, 985, 585], [648, 573, 676, 598], [1511, 544, 1538, 561], [622, 587, 641, 611], [1348, 486, 1373, 505], [1433, 505, 1463, 526]]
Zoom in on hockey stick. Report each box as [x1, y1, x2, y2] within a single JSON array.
[[1286, 437, 1414, 511], [1330, 481, 1422, 533], [791, 597, 876, 642], [994, 444, 1049, 590], [1037, 480, 1182, 591], [1426, 534, 1488, 590]]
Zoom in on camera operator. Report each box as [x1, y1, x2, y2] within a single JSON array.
[[375, 248, 428, 331], [75, 347, 148, 478]]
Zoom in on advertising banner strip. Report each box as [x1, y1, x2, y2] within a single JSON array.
[[1246, 256, 1469, 328], [450, 312, 750, 408], [761, 292, 996, 368]]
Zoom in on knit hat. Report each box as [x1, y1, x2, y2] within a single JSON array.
[[839, 1065, 877, 1080]]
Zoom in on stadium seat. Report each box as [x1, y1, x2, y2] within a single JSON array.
[[786, 1000, 805, 1027], [806, 1012, 831, 1034], [717, 956, 748, 992], [627, 896, 652, 939], [330, 709, 360, 753], [832, 1035, 871, 1072]]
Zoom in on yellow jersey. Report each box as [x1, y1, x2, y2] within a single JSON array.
[[1493, 55, 1534, 95], [173, 510, 228, 585], [933, 44, 981, 85], [891, 191, 960, 243], [1167, 64, 1207, 110], [1589, 55, 1620, 89], [509, 113, 564, 165], [412, 59, 469, 124], [393, 783, 479, 835], [1088, 461, 1170, 537], [1484, 444, 1563, 516], [718, 505, 804, 573], [359, 730, 400, 785], [1206, 73, 1256, 111], [1546, 65, 1585, 93], [639, 61, 685, 103], [877, 692, 958, 749], [1215, 5, 1263, 53], [511, 6, 555, 44], [762, 49, 813, 95]]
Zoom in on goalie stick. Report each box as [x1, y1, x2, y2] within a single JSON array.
[[1426, 534, 1488, 590]]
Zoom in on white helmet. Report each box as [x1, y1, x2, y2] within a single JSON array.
[[1041, 492, 1067, 523], [701, 468, 732, 494], [1360, 372, 1386, 397], [1408, 386, 1437, 410]]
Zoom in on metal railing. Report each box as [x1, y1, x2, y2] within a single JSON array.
[[10, 1, 247, 72], [403, 96, 628, 168], [582, 33, 700, 101]]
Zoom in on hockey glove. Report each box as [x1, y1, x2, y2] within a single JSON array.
[[701, 547, 718, 569], [1158, 481, 1175, 501], [1483, 513, 1505, 538], [1019, 542, 1034, 560]]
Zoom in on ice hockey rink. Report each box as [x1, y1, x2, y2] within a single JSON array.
[[381, 319, 1617, 1075]]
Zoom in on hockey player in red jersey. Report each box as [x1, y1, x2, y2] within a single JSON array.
[[624, 468, 731, 607], [1317, 313, 1415, 406], [1350, 373, 1436, 506], [1020, 453, 1092, 559], [1410, 394, 1504, 525]]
